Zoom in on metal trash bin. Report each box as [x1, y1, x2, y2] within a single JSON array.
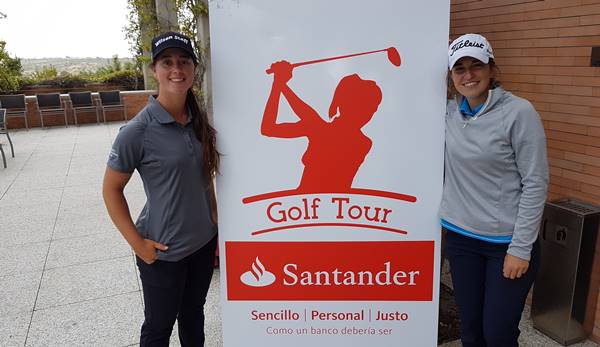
[[532, 199, 600, 345]]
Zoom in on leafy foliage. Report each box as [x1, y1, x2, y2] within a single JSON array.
[[177, 0, 207, 61], [0, 36, 142, 93], [29, 65, 58, 81], [0, 40, 23, 93], [125, 0, 158, 68], [20, 55, 143, 91]]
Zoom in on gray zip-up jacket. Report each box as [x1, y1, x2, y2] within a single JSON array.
[[440, 87, 549, 260]]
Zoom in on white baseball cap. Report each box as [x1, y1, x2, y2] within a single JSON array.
[[448, 33, 494, 69]]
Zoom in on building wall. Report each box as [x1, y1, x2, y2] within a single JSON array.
[[450, 0, 600, 341]]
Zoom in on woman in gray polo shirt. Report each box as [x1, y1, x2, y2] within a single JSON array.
[[440, 33, 548, 347], [102, 32, 219, 346]]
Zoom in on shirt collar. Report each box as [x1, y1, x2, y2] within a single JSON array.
[[147, 95, 192, 125], [459, 97, 484, 117]]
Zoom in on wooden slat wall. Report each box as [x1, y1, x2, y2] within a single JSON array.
[[450, 0, 600, 341]]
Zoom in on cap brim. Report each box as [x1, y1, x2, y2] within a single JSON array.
[[152, 46, 197, 63], [449, 48, 490, 69]]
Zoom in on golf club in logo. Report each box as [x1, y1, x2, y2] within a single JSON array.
[[240, 257, 276, 287]]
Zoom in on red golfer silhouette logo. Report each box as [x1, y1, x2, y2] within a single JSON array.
[[261, 47, 400, 193], [242, 47, 417, 236]]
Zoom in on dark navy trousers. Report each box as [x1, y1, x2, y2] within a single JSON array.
[[444, 230, 539, 347], [136, 236, 217, 347]]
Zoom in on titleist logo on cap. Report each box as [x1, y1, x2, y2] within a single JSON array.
[[449, 39, 485, 56], [154, 35, 189, 47]]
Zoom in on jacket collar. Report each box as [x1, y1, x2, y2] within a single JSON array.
[[455, 86, 507, 118]]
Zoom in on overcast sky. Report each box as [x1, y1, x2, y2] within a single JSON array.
[[0, 0, 132, 58]]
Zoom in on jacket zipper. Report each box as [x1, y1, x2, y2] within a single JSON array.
[[462, 90, 492, 128]]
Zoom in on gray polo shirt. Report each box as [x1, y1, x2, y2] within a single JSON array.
[[107, 96, 216, 262]]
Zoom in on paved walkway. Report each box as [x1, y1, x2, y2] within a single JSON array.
[[0, 122, 597, 346]]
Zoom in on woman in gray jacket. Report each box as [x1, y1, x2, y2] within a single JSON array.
[[440, 33, 548, 347]]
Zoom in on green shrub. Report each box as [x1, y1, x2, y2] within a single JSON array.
[[20, 71, 87, 90], [0, 40, 23, 93], [102, 69, 135, 82], [18, 55, 143, 91], [20, 66, 143, 91], [29, 65, 58, 81]]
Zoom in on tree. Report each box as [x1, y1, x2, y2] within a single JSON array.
[[0, 40, 22, 93], [125, 0, 158, 89], [176, 0, 207, 78], [111, 54, 122, 72]]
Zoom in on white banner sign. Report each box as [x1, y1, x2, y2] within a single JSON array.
[[210, 1, 449, 346]]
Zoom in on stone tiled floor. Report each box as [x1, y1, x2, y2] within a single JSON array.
[[0, 124, 220, 347], [0, 123, 597, 346]]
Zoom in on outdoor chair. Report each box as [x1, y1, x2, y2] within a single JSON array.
[[0, 94, 28, 129], [0, 108, 14, 158], [0, 109, 10, 168], [68, 91, 99, 125], [0, 141, 5, 168], [36, 93, 68, 128], [98, 91, 126, 122]]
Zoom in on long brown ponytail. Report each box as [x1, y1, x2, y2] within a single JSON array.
[[186, 89, 220, 181]]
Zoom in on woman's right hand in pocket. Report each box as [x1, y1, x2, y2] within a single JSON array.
[[134, 239, 168, 264]]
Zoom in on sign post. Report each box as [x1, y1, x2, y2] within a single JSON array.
[[210, 1, 450, 345]]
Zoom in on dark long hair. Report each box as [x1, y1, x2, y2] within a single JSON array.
[[186, 89, 220, 180]]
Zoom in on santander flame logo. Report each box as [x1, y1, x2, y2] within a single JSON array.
[[240, 257, 276, 287]]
